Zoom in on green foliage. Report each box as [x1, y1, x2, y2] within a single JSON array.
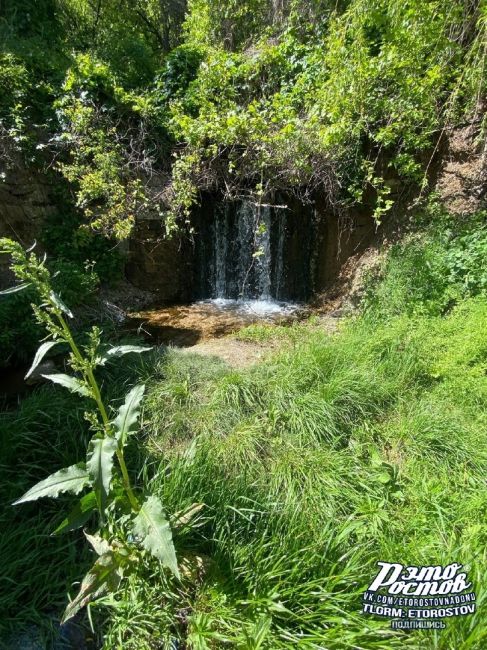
[[165, 0, 486, 221], [0, 239, 179, 624], [0, 260, 98, 368], [132, 496, 180, 578], [0, 192, 122, 368], [1, 3, 487, 643], [444, 216, 487, 294], [0, 382, 92, 641], [364, 207, 487, 317], [2, 0, 485, 236], [0, 53, 30, 138], [156, 44, 204, 102], [12, 464, 91, 504]]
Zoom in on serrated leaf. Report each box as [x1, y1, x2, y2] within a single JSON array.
[[50, 291, 73, 317], [100, 345, 153, 366], [0, 282, 31, 295], [61, 551, 122, 623], [132, 496, 179, 578], [25, 340, 60, 379], [52, 492, 97, 535], [86, 435, 118, 512], [112, 384, 145, 446], [42, 373, 91, 397], [13, 464, 90, 505]]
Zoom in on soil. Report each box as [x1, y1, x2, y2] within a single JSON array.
[[436, 118, 487, 216], [181, 313, 341, 368]]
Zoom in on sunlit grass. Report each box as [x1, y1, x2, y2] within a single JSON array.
[[100, 298, 487, 648], [2, 300, 487, 647]]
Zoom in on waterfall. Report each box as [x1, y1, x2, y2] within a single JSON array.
[[214, 203, 229, 298], [195, 197, 313, 304], [211, 201, 284, 301], [255, 205, 272, 299], [274, 209, 286, 301]]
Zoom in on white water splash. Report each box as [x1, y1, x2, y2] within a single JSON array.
[[200, 298, 301, 317]]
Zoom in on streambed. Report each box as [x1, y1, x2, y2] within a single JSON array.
[[128, 298, 309, 347]]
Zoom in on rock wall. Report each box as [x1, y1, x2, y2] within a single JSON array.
[[437, 117, 487, 215], [312, 200, 377, 294], [125, 214, 195, 303], [0, 165, 56, 285], [107, 195, 378, 304]]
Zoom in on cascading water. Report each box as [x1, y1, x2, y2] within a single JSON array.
[[212, 202, 273, 300], [195, 198, 314, 315]]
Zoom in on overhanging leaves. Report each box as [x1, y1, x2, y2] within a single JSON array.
[[13, 464, 90, 505], [112, 384, 145, 446], [132, 495, 179, 579]]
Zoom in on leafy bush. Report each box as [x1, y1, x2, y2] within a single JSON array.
[[364, 208, 487, 317], [165, 0, 486, 223], [444, 215, 487, 294], [2, 0, 485, 238]]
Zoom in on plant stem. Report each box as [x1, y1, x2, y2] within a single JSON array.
[[57, 311, 140, 512], [116, 449, 140, 511]]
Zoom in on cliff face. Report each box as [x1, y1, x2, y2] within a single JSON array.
[[436, 118, 487, 216], [125, 213, 195, 303], [0, 164, 55, 285]]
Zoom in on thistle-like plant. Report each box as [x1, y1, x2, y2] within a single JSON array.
[[0, 238, 180, 622]]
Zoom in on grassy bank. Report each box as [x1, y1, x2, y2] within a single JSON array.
[[1, 214, 487, 648], [105, 298, 485, 649]]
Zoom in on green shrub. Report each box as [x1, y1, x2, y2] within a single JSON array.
[[364, 209, 487, 317]]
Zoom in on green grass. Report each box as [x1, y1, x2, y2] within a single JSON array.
[[98, 298, 486, 648], [2, 212, 487, 648], [2, 301, 486, 648]]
